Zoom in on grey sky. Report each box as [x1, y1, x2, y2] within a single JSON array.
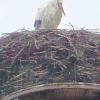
[[0, 0, 100, 34]]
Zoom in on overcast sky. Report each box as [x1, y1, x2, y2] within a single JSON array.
[[0, 0, 100, 34]]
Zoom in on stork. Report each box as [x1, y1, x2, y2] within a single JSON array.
[[34, 0, 65, 30]]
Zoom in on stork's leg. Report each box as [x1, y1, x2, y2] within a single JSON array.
[[34, 20, 41, 30]]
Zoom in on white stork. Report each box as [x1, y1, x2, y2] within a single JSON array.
[[34, 0, 65, 30]]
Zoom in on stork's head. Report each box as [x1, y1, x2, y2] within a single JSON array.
[[57, 0, 65, 16], [57, 0, 63, 3]]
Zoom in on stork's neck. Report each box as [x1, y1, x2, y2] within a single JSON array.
[[49, 0, 60, 9], [41, 0, 63, 7]]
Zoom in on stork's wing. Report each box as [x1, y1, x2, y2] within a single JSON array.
[[34, 1, 62, 29], [41, 6, 62, 29], [34, 8, 43, 30], [34, 20, 41, 30], [40, 5, 58, 29]]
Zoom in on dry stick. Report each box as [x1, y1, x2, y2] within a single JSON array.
[[32, 51, 46, 55], [51, 58, 67, 70], [51, 32, 67, 39], [48, 45, 71, 51], [11, 47, 25, 65], [34, 40, 38, 49], [2, 71, 26, 87], [11, 40, 31, 65], [12, 71, 26, 80], [19, 59, 37, 62], [31, 36, 39, 49], [78, 44, 96, 49], [7, 68, 37, 84], [2, 41, 12, 48]]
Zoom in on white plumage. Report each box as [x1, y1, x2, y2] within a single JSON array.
[[34, 0, 65, 30]]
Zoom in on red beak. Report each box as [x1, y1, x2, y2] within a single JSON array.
[[58, 3, 65, 16]]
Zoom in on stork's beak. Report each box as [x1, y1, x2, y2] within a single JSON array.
[[58, 3, 65, 16]]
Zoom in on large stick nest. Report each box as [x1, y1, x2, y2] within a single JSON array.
[[0, 29, 100, 90]]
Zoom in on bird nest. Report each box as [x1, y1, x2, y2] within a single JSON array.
[[0, 29, 100, 95]]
